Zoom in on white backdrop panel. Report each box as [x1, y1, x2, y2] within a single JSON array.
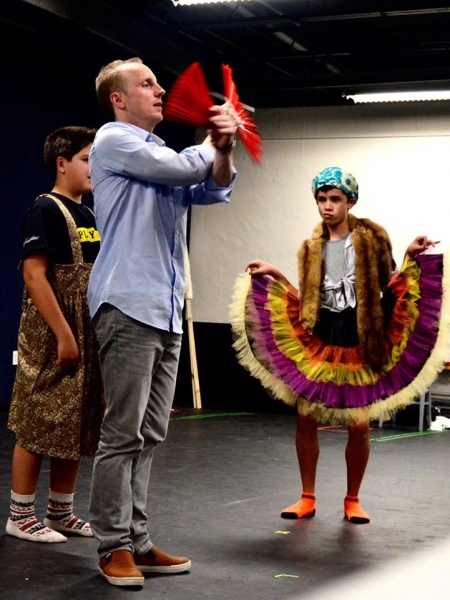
[[190, 104, 450, 324]]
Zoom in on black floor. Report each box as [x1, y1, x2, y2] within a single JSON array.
[[0, 409, 449, 600]]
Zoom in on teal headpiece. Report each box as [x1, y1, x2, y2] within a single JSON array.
[[311, 166, 359, 202]]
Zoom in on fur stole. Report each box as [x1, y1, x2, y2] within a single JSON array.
[[297, 213, 395, 370]]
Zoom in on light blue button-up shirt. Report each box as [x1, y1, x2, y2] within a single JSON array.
[[88, 121, 235, 333]]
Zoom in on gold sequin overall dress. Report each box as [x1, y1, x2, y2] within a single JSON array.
[[8, 195, 105, 459]]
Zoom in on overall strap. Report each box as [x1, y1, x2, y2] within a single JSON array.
[[37, 194, 84, 265]]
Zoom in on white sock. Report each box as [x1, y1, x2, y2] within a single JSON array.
[[44, 489, 92, 537], [7, 491, 67, 543]]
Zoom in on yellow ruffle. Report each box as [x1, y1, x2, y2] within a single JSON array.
[[230, 252, 450, 425]]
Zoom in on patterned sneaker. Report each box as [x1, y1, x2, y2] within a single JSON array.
[[134, 546, 191, 574], [99, 550, 144, 587]]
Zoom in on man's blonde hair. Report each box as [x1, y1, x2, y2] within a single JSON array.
[[95, 57, 143, 118]]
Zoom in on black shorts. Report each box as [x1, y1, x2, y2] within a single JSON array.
[[313, 307, 359, 347]]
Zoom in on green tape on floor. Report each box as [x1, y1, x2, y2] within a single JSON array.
[[372, 430, 438, 442], [171, 412, 254, 421]]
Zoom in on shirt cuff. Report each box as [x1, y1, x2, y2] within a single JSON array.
[[204, 169, 237, 191], [193, 143, 215, 164], [193, 142, 237, 190]]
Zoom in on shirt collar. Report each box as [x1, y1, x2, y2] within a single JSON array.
[[114, 120, 165, 146]]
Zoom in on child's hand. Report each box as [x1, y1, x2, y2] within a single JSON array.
[[244, 260, 297, 295], [245, 259, 277, 277], [407, 236, 440, 258], [56, 332, 80, 369]]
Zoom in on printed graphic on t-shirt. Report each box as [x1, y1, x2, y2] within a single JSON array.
[[22, 194, 100, 265], [23, 235, 40, 247], [78, 228, 101, 243]]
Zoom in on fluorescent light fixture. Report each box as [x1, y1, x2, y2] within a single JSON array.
[[172, 0, 248, 5], [346, 90, 450, 103]]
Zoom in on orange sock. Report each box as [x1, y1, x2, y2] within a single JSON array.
[[344, 495, 371, 524], [281, 493, 316, 519]]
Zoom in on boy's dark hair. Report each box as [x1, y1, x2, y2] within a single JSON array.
[[43, 126, 97, 183]]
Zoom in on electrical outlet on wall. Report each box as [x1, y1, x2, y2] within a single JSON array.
[[12, 351, 18, 365]]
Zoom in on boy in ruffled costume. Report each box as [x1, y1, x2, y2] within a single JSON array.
[[232, 166, 448, 524]]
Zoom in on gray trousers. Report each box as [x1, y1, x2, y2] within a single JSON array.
[[89, 305, 182, 557]]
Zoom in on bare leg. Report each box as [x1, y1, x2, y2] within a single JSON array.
[[344, 422, 371, 523], [345, 422, 370, 496], [281, 414, 319, 518], [49, 457, 81, 494], [11, 444, 82, 495], [296, 415, 320, 492], [8, 444, 67, 542], [11, 444, 42, 494]]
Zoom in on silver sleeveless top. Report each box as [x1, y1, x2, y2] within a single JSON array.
[[321, 233, 356, 312]]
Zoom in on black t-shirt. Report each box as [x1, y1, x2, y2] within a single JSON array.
[[21, 193, 100, 265]]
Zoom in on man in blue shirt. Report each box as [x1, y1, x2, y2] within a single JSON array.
[[88, 57, 239, 587]]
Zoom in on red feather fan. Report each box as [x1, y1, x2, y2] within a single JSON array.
[[163, 62, 263, 164], [222, 63, 262, 164], [163, 62, 214, 129]]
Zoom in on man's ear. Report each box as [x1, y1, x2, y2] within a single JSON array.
[[110, 91, 125, 111], [348, 199, 356, 209]]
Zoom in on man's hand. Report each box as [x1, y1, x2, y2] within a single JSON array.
[[208, 102, 239, 149]]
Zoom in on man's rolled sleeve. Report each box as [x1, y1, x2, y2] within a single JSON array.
[[94, 123, 214, 187]]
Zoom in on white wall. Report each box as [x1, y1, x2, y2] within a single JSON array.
[[190, 102, 450, 324]]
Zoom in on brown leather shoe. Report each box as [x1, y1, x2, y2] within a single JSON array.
[[134, 545, 191, 574], [99, 549, 145, 586]]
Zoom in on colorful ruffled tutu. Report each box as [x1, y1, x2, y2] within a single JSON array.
[[230, 253, 450, 425]]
